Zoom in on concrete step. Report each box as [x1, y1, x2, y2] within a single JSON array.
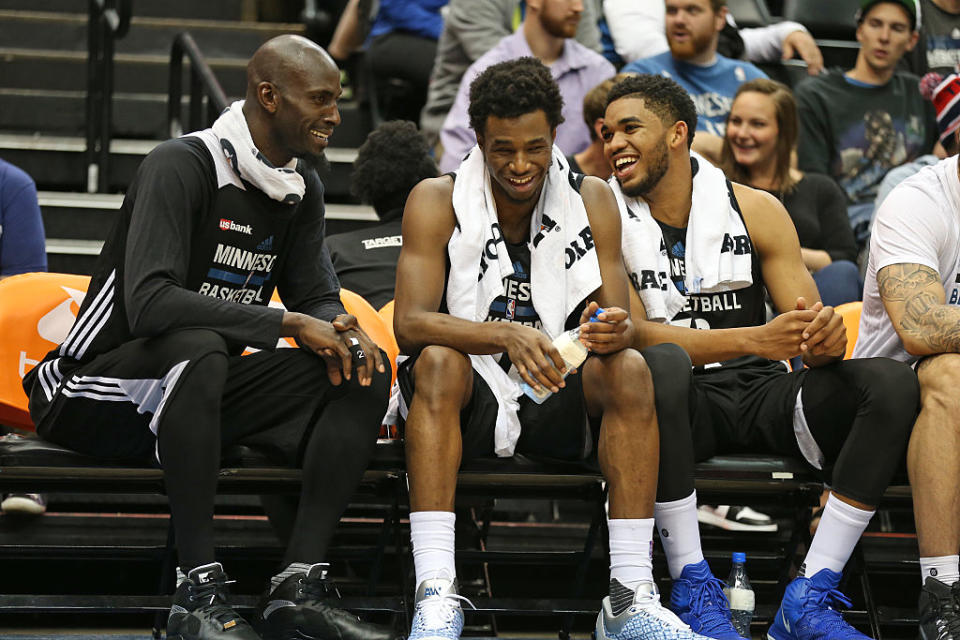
[[0, 0, 250, 21], [1, 133, 360, 197], [0, 47, 248, 96], [0, 10, 303, 58], [0, 91, 371, 146], [39, 191, 379, 275]]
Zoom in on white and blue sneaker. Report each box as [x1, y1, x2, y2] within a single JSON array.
[[597, 579, 714, 640], [408, 576, 473, 640]]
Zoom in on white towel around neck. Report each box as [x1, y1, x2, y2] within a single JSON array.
[[189, 100, 306, 205], [440, 145, 602, 456], [611, 153, 752, 323]]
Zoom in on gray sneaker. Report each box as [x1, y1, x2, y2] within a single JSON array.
[[596, 579, 713, 640]]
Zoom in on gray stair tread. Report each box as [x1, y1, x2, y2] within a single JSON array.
[[1, 133, 359, 164]]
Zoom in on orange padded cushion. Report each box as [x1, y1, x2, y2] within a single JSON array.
[[270, 289, 399, 385], [0, 273, 91, 430], [835, 301, 862, 360]]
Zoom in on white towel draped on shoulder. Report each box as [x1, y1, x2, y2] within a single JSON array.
[[404, 145, 602, 457], [188, 100, 306, 205], [611, 152, 752, 323]]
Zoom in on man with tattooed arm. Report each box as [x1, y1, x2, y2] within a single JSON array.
[[854, 120, 960, 639]]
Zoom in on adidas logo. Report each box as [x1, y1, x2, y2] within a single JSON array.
[[219, 218, 253, 235], [257, 236, 274, 251], [931, 568, 939, 577], [660, 528, 670, 538], [424, 586, 442, 597]]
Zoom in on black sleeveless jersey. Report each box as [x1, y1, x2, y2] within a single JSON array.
[[656, 192, 777, 370]]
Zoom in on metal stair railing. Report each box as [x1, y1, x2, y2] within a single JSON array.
[[84, 0, 132, 193], [167, 32, 229, 139]]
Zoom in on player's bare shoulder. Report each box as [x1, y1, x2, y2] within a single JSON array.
[[402, 174, 457, 242], [729, 181, 797, 251]]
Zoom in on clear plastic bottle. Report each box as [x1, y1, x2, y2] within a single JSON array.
[[520, 308, 602, 404], [724, 552, 755, 638]]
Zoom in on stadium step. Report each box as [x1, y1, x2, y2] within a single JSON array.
[[0, 47, 249, 96], [0, 0, 250, 21], [0, 10, 303, 58], [0, 132, 360, 198]]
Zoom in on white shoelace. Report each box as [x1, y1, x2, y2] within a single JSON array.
[[630, 589, 691, 630], [416, 592, 475, 629]]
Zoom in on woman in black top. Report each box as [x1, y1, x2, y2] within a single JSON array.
[[718, 79, 860, 307]]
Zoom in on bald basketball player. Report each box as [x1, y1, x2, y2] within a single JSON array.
[[22, 35, 396, 640]]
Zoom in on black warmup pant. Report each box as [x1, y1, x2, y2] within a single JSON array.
[[36, 328, 390, 571], [645, 345, 920, 506]]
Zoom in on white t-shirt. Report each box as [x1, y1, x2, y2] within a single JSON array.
[[854, 155, 960, 364]]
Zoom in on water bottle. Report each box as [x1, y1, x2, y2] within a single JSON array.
[[724, 552, 755, 638], [520, 308, 603, 404]]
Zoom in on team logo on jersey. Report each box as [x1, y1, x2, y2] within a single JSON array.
[[219, 218, 253, 235]]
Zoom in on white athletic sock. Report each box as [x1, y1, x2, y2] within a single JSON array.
[[608, 518, 655, 590], [920, 555, 960, 586], [655, 491, 705, 579], [270, 562, 315, 593], [410, 510, 456, 586], [800, 493, 874, 577]]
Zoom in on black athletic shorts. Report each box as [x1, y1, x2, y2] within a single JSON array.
[[397, 354, 595, 462], [689, 357, 808, 462], [34, 329, 367, 465]]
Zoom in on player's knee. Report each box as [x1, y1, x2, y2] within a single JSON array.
[[156, 328, 229, 362], [855, 358, 919, 442], [642, 343, 692, 404], [919, 354, 960, 415], [412, 346, 472, 405], [585, 348, 653, 406]]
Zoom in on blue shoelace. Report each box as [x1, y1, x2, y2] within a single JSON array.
[[687, 575, 738, 636], [798, 585, 862, 639]]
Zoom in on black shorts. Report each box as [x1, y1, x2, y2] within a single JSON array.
[[689, 358, 808, 462], [34, 329, 360, 465], [397, 354, 594, 462]]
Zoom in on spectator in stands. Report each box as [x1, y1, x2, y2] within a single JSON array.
[[0, 158, 46, 279], [795, 0, 936, 245], [0, 158, 50, 517], [852, 72, 960, 640], [717, 79, 860, 306], [621, 0, 768, 137], [439, 0, 614, 172], [327, 121, 438, 309], [394, 58, 699, 640], [0, 157, 48, 517], [567, 73, 634, 178], [599, 73, 918, 640], [20, 35, 396, 640], [421, 0, 602, 147], [875, 69, 959, 206], [909, 0, 960, 75], [601, 0, 824, 75], [331, 0, 448, 120]]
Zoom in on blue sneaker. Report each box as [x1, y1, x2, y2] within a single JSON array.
[[670, 560, 746, 640], [596, 579, 713, 640], [408, 577, 472, 640], [767, 569, 871, 640]]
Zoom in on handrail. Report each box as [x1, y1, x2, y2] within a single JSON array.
[[167, 32, 230, 139], [84, 0, 132, 193]]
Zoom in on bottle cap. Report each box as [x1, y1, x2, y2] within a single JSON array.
[[732, 551, 746, 563], [589, 307, 605, 322]]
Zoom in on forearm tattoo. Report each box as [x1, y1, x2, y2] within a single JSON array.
[[878, 263, 960, 352]]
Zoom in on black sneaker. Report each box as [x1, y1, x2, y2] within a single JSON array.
[[920, 577, 960, 640], [256, 563, 399, 640], [167, 562, 261, 640]]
